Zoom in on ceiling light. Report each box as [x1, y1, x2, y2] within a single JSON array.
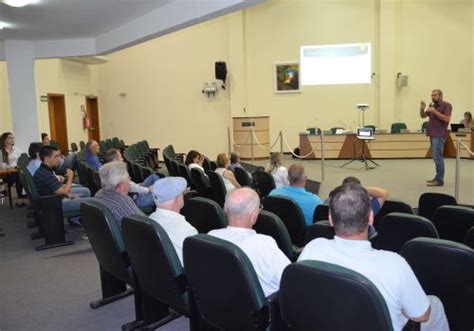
[[2, 0, 33, 7], [0, 22, 6, 29]]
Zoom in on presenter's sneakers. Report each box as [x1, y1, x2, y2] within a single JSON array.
[[427, 180, 443, 187], [426, 179, 436, 183]]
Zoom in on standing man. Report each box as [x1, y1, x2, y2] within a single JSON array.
[[420, 89, 452, 187]]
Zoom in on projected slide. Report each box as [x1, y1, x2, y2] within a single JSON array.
[[301, 43, 371, 85]]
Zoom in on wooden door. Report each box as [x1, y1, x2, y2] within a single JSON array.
[[47, 94, 69, 153], [86, 97, 100, 142]]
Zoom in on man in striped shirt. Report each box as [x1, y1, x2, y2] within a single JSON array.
[[94, 161, 144, 227]]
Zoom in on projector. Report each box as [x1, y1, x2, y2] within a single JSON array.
[[356, 103, 369, 110]]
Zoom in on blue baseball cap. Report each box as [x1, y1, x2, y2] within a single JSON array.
[[151, 177, 187, 203]]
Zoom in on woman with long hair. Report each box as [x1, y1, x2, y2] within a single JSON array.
[[215, 153, 241, 193], [265, 152, 289, 188], [185, 150, 205, 172], [1, 132, 26, 206]]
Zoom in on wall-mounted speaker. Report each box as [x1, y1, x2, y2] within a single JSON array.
[[215, 61, 227, 85]]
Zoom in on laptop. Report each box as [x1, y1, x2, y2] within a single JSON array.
[[305, 179, 321, 195], [357, 127, 374, 140], [450, 123, 465, 132]]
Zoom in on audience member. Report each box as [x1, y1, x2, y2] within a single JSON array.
[[298, 183, 449, 331], [41, 133, 50, 146], [229, 152, 245, 172], [33, 146, 93, 222], [461, 111, 472, 129], [341, 176, 388, 216], [148, 177, 197, 265], [1, 132, 26, 206], [94, 161, 144, 227], [269, 164, 322, 225], [208, 188, 290, 297], [214, 153, 241, 193], [85, 140, 102, 171], [265, 152, 289, 188], [42, 133, 79, 173], [104, 148, 159, 209], [185, 150, 205, 172], [26, 142, 43, 176]]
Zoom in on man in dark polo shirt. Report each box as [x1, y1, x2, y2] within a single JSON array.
[[420, 89, 452, 186], [34, 145, 93, 218]]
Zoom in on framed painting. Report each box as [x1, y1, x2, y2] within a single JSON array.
[[274, 62, 300, 93]]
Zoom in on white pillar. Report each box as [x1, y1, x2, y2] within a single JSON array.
[[4, 40, 40, 152]]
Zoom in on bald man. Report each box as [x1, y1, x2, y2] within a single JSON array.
[[208, 188, 290, 297]]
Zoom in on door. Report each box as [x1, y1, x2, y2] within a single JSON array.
[[47, 94, 69, 153], [86, 97, 100, 142]]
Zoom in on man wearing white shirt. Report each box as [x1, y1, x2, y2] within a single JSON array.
[[208, 187, 291, 297], [148, 177, 197, 266], [298, 183, 449, 331]]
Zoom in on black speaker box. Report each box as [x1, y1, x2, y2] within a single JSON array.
[[215, 61, 227, 84]]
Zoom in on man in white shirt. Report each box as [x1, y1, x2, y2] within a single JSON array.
[[148, 177, 197, 265], [208, 187, 291, 297], [298, 183, 449, 331]]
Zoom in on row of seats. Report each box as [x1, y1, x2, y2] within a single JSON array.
[[80, 199, 474, 330]]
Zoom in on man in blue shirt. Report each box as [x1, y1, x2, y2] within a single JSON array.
[[85, 140, 102, 171], [269, 164, 322, 226]]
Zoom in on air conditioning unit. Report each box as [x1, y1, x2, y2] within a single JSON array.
[[64, 56, 109, 65]]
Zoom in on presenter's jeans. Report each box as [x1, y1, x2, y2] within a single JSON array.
[[431, 137, 446, 184]]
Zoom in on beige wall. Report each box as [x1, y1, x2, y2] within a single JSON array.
[[0, 62, 13, 134], [97, 16, 231, 158], [35, 59, 98, 146]]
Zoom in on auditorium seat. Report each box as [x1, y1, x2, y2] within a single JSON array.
[[171, 160, 180, 179], [177, 163, 193, 188], [464, 227, 474, 249], [253, 210, 298, 261], [279, 261, 394, 331], [373, 199, 414, 230], [207, 171, 227, 207], [304, 220, 335, 245], [401, 238, 474, 330], [374, 213, 438, 253], [433, 206, 474, 243], [262, 195, 307, 247], [312, 204, 329, 223], [364, 125, 376, 131], [254, 170, 276, 197], [181, 197, 227, 233], [183, 234, 278, 330], [390, 122, 407, 133], [418, 192, 457, 222], [190, 168, 210, 198], [421, 121, 428, 133], [330, 127, 345, 134], [201, 156, 211, 172], [122, 215, 200, 330], [234, 167, 252, 187]]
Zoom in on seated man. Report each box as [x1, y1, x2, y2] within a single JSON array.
[[104, 148, 160, 209], [33, 145, 93, 217], [298, 183, 449, 331], [342, 176, 388, 215], [148, 177, 197, 265], [94, 161, 144, 227], [269, 164, 323, 226], [209, 188, 291, 297], [85, 140, 102, 171]]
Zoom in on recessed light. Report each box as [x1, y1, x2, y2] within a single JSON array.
[[0, 22, 7, 29], [2, 0, 33, 7]]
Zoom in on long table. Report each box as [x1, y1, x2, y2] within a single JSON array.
[[299, 132, 473, 160]]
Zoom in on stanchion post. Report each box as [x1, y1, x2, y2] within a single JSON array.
[[227, 127, 232, 154], [320, 130, 325, 182], [455, 138, 460, 201], [279, 131, 283, 154], [251, 129, 255, 164]]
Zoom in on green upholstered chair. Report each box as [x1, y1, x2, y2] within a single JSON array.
[[181, 197, 227, 233], [391, 122, 407, 133]]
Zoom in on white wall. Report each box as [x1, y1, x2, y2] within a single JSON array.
[[0, 62, 13, 134]]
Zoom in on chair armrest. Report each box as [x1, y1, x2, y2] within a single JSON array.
[[267, 291, 282, 331]]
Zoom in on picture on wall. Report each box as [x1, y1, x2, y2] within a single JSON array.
[[274, 62, 300, 93]]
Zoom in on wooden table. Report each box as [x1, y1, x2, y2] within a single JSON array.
[[0, 168, 18, 209]]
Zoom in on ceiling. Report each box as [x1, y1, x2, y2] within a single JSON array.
[[0, 0, 173, 40]]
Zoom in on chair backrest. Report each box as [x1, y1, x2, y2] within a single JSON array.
[[122, 215, 188, 313], [313, 204, 329, 222], [433, 206, 474, 243], [421, 121, 429, 133], [418, 192, 457, 221], [210, 161, 217, 171], [304, 220, 334, 245], [364, 125, 376, 131], [254, 170, 276, 197], [464, 226, 474, 249], [183, 234, 269, 330], [262, 195, 307, 247], [163, 155, 174, 176], [401, 238, 474, 330], [234, 167, 252, 187], [207, 170, 227, 207], [279, 261, 394, 331], [190, 168, 209, 197], [181, 197, 227, 233], [201, 156, 211, 172], [253, 210, 294, 261], [330, 127, 345, 134], [177, 163, 192, 187], [171, 160, 180, 178], [80, 201, 131, 284], [390, 122, 407, 133], [17, 153, 30, 171], [373, 199, 413, 229], [375, 213, 439, 253]]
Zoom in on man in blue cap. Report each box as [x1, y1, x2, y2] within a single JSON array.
[[148, 177, 197, 265]]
